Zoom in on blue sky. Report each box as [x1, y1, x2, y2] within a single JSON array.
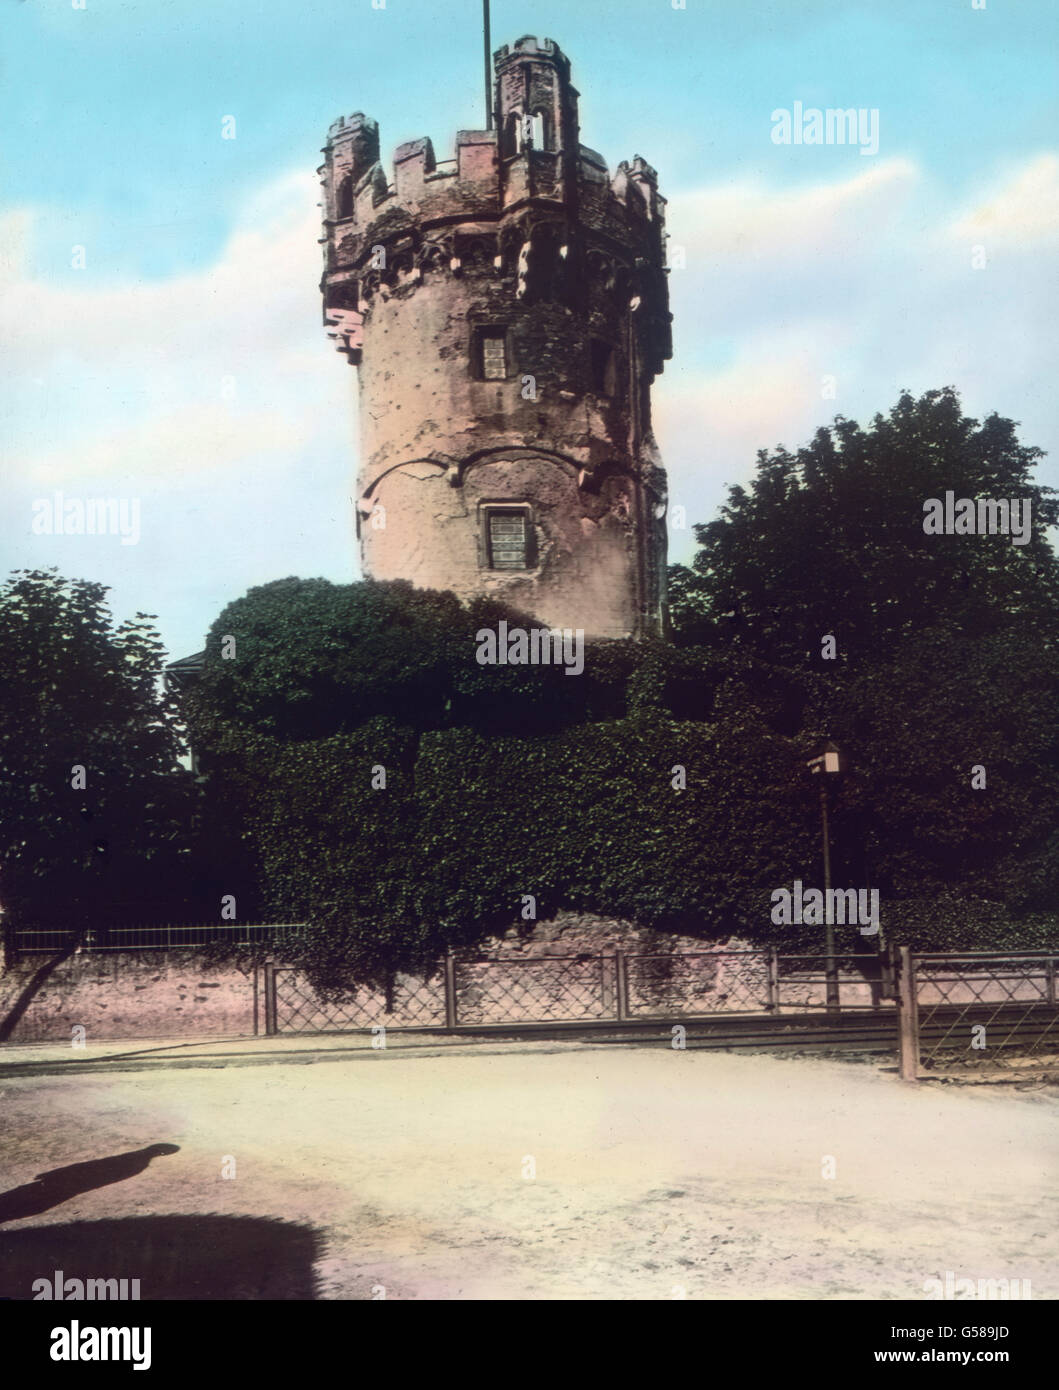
[[2, 0, 1057, 659]]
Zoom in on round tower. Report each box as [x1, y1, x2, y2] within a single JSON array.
[[319, 36, 673, 638]]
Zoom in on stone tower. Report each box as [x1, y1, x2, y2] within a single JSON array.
[[318, 36, 672, 638]]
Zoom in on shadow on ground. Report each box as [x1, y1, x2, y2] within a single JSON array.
[[0, 1144, 180, 1222], [0, 1215, 323, 1299]]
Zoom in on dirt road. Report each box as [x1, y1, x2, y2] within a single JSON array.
[[1, 1042, 1055, 1299]]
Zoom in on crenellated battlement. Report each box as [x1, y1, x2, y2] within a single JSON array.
[[320, 34, 667, 293], [495, 35, 566, 62], [321, 123, 670, 377], [328, 112, 375, 138], [322, 129, 663, 233]]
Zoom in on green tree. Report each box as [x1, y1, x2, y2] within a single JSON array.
[[0, 570, 193, 957], [183, 574, 651, 746], [669, 389, 1059, 941], [669, 387, 1059, 663]]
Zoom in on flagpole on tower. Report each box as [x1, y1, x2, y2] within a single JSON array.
[[483, 0, 493, 129]]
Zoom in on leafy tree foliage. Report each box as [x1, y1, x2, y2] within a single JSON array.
[[203, 719, 425, 994], [669, 387, 1058, 661], [0, 570, 195, 950], [185, 575, 663, 744], [669, 388, 1059, 937], [410, 712, 813, 946]]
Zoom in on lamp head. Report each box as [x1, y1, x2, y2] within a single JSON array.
[[807, 739, 846, 775]]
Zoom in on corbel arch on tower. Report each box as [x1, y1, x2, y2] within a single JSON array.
[[453, 444, 584, 490], [360, 454, 462, 504]]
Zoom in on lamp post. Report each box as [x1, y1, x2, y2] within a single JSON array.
[[807, 740, 845, 1016]]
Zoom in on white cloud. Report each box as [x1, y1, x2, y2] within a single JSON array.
[[0, 208, 33, 282], [1, 170, 356, 658], [947, 153, 1059, 248], [20, 405, 307, 490], [668, 156, 920, 264], [0, 170, 332, 405], [656, 154, 1059, 565]]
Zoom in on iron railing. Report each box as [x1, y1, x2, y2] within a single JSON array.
[[12, 923, 296, 953], [270, 964, 446, 1033], [897, 949, 1059, 1080], [267, 949, 892, 1035]]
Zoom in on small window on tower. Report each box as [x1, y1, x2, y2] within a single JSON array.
[[485, 508, 533, 570], [336, 175, 354, 220], [478, 330, 508, 381], [590, 339, 618, 396]]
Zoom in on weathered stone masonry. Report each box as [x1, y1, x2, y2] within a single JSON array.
[[319, 36, 673, 638]]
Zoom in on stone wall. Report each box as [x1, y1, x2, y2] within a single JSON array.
[[0, 916, 779, 1042], [10, 913, 1033, 1043], [0, 950, 257, 1044]]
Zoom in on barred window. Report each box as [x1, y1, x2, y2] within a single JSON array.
[[487, 510, 530, 570], [480, 331, 507, 380]]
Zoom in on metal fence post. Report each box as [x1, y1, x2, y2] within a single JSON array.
[[897, 946, 919, 1082], [1046, 956, 1056, 1007], [880, 940, 896, 1003], [614, 951, 628, 1022], [263, 960, 277, 1036], [444, 949, 458, 1030], [767, 948, 779, 1013]]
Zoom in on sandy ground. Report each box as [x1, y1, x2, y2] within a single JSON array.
[[0, 1041, 1056, 1300]]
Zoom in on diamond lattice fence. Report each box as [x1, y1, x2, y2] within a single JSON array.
[[915, 954, 1059, 1076], [273, 968, 446, 1032], [454, 954, 609, 1024], [626, 951, 771, 1016]]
